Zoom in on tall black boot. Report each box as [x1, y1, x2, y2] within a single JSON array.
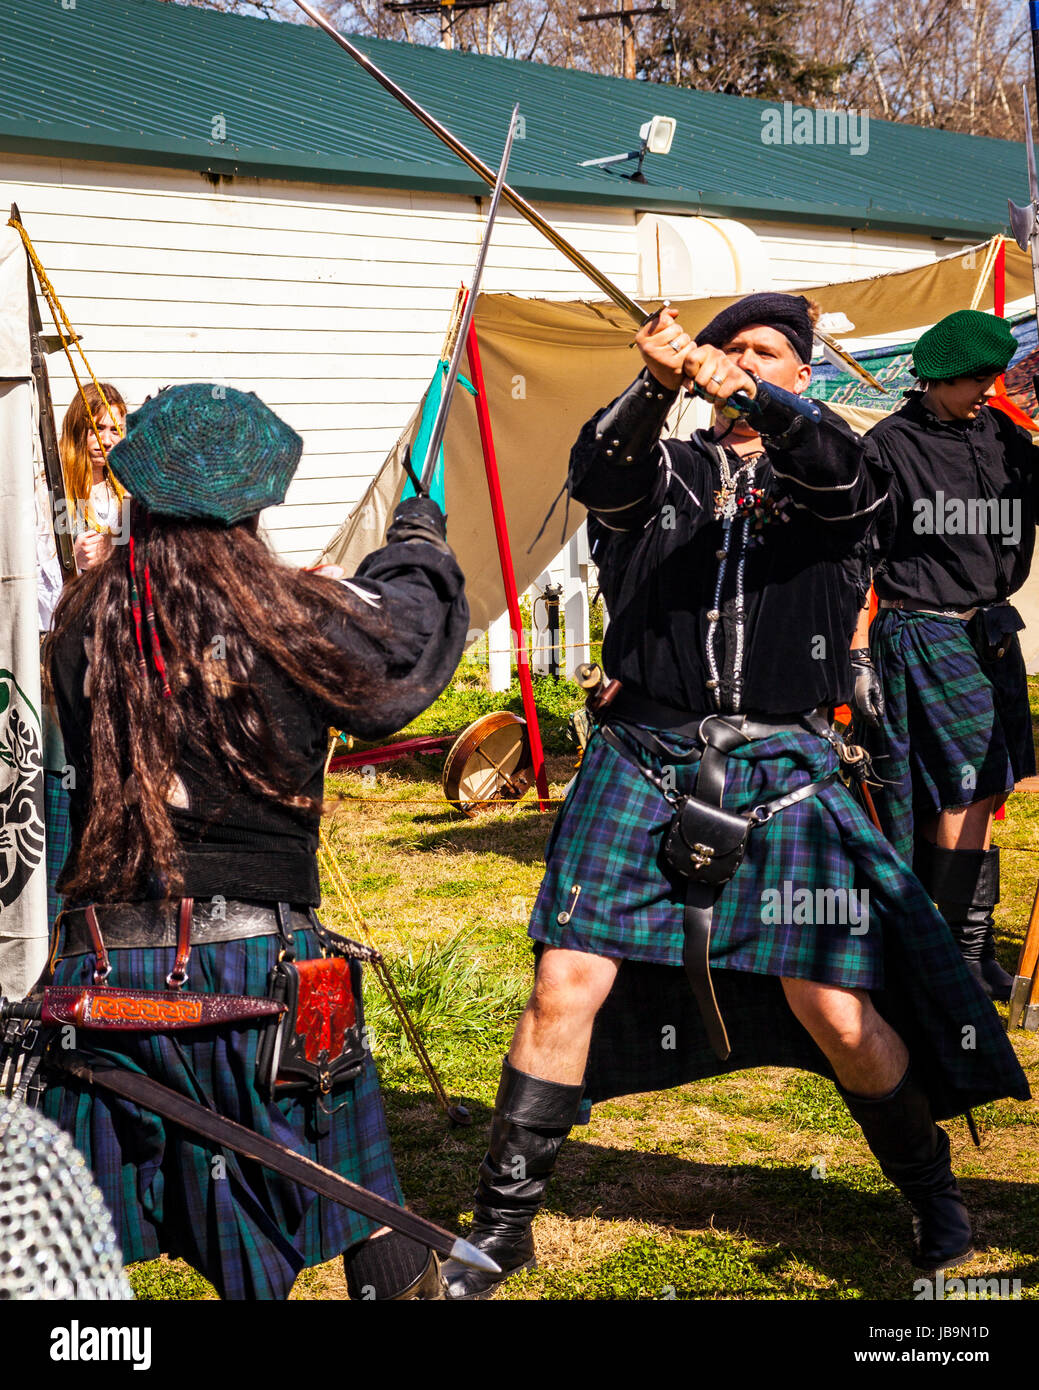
[[441, 1058, 584, 1300], [930, 845, 1012, 1002], [841, 1070, 972, 1271]]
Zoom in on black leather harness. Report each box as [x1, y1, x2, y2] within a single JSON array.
[[598, 703, 843, 1061]]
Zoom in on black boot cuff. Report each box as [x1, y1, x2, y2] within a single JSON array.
[[495, 1057, 586, 1128]]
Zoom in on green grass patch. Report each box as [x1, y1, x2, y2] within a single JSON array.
[[519, 1232, 850, 1301]]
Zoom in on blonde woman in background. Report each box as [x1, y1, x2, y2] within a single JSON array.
[[59, 382, 128, 571]]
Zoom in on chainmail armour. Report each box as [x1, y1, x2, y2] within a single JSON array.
[[0, 1097, 132, 1300]]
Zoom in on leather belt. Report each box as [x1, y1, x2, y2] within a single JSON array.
[[877, 598, 1002, 622], [55, 900, 313, 959], [607, 687, 829, 738]]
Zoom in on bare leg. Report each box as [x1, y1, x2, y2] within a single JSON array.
[[780, 976, 971, 1268], [509, 946, 620, 1084], [918, 793, 999, 851], [443, 947, 618, 1299], [780, 978, 908, 1096]]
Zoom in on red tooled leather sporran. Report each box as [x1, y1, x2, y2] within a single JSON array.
[[256, 903, 380, 1104]]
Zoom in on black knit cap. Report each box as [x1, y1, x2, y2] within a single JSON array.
[[696, 292, 814, 364], [108, 383, 303, 525]]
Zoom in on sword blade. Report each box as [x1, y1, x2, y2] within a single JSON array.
[[418, 104, 519, 493], [289, 0, 820, 431], [55, 1052, 499, 1274], [288, 0, 646, 323]]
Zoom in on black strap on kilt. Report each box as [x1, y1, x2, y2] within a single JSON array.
[[599, 712, 840, 1062]]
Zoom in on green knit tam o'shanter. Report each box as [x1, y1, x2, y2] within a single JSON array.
[[108, 383, 303, 524], [912, 310, 1017, 382]]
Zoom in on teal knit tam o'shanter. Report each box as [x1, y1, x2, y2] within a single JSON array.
[[108, 384, 303, 524]]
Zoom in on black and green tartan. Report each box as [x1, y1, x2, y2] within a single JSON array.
[[43, 772, 73, 929], [530, 721, 1029, 1122], [42, 925, 402, 1301], [864, 609, 1036, 863]]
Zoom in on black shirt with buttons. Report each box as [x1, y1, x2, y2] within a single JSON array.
[[570, 371, 891, 715], [868, 391, 1039, 609]]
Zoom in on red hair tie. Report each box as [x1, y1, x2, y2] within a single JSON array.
[[128, 533, 172, 699]]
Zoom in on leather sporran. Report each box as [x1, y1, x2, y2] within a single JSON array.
[[968, 604, 1024, 663], [662, 796, 751, 886], [257, 921, 378, 1101]]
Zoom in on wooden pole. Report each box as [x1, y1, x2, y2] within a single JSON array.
[[464, 318, 551, 811], [1009, 879, 1039, 1029]]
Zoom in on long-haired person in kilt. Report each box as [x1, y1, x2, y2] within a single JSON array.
[[857, 311, 1038, 1001], [41, 384, 469, 1300], [443, 293, 1029, 1300]]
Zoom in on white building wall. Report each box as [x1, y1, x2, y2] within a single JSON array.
[[2, 151, 951, 565]]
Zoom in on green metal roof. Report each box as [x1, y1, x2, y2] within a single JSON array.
[[0, 0, 1028, 237]]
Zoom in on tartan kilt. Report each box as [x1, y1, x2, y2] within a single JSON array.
[[41, 925, 402, 1301], [43, 772, 73, 930], [531, 723, 884, 986], [864, 609, 1036, 863], [530, 722, 1029, 1121]]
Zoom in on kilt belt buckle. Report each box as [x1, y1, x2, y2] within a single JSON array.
[[878, 598, 978, 621]]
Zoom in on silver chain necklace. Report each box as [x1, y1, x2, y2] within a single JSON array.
[[705, 441, 762, 712]]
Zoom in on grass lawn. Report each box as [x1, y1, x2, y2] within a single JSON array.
[[128, 673, 1039, 1302]]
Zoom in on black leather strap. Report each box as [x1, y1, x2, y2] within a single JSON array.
[[600, 712, 838, 1063], [684, 717, 751, 1061], [275, 901, 296, 962]]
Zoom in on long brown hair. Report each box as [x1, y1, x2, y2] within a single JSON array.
[[46, 512, 393, 903], [59, 383, 127, 507]]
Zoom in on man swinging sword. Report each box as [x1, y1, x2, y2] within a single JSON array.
[[443, 292, 1029, 1299]]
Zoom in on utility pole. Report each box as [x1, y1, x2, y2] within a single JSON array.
[[577, 0, 669, 79], [384, 0, 507, 51]]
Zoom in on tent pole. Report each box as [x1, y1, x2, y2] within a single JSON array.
[[464, 317, 550, 811]]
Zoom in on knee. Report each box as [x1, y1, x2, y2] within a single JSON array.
[[782, 979, 870, 1054], [530, 952, 615, 1024]]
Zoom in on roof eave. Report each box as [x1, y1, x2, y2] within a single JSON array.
[[0, 123, 1004, 242]]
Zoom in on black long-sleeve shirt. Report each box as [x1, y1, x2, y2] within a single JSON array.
[[50, 534, 468, 905], [573, 387, 890, 714], [869, 392, 1039, 608]]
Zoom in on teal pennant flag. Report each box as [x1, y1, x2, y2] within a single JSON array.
[[403, 361, 476, 510]]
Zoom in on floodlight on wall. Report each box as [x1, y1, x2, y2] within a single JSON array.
[[580, 114, 677, 183]]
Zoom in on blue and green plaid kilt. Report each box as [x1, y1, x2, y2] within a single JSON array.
[[864, 609, 1036, 862], [43, 772, 73, 930], [532, 723, 883, 986], [42, 926, 402, 1301], [531, 722, 1029, 1121]]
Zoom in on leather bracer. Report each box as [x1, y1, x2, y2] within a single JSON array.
[[592, 368, 679, 466]]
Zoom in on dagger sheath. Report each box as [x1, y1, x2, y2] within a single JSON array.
[[52, 1050, 499, 1274]]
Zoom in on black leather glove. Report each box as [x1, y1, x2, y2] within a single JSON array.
[[850, 647, 884, 728], [745, 375, 806, 445], [386, 495, 449, 549]]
